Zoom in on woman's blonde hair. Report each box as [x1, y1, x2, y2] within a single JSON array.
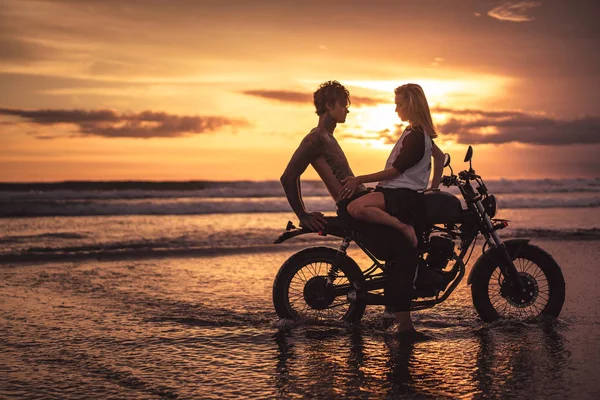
[[395, 83, 437, 139]]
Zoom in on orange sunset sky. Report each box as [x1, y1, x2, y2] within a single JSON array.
[[1, 0, 599, 182]]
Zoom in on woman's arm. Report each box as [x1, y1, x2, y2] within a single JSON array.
[[339, 168, 399, 199], [355, 168, 400, 185], [339, 130, 425, 199], [427, 142, 445, 191]]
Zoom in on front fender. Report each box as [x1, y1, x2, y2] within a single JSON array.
[[467, 239, 530, 285]]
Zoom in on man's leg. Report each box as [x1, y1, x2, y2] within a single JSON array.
[[385, 235, 418, 332], [347, 192, 417, 247], [342, 200, 420, 334]]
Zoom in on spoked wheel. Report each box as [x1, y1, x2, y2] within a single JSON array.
[[471, 243, 565, 322], [273, 246, 366, 323]]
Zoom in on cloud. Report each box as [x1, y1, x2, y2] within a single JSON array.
[[0, 38, 56, 62], [341, 106, 600, 146], [435, 107, 600, 145], [241, 90, 381, 107], [431, 57, 444, 67], [0, 108, 249, 139], [487, 1, 542, 22], [242, 90, 310, 104], [31, 135, 57, 140]]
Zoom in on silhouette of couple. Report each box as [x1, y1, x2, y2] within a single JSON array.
[[280, 81, 445, 335]]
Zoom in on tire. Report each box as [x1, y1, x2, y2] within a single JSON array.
[[471, 243, 565, 322], [273, 246, 366, 323]]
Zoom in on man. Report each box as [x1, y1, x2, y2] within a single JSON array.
[[280, 80, 363, 230], [280, 80, 420, 336]]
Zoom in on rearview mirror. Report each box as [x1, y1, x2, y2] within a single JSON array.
[[464, 145, 473, 163], [443, 153, 451, 168]]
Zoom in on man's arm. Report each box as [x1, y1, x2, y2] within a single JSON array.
[[280, 132, 327, 231]]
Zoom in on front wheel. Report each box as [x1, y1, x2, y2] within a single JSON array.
[[273, 246, 366, 323], [471, 243, 565, 322]]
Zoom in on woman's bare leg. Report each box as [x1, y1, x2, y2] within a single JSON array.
[[347, 192, 417, 247]]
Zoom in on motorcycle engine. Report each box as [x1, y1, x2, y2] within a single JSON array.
[[425, 235, 455, 270], [414, 236, 456, 297]]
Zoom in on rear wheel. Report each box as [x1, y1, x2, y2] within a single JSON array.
[[273, 247, 366, 323], [471, 243, 565, 322]]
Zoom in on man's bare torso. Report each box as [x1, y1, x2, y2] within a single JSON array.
[[306, 129, 366, 202]]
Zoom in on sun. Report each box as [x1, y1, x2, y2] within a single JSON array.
[[352, 103, 401, 133], [343, 103, 406, 149]]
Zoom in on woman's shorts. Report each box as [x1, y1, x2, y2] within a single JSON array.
[[374, 186, 425, 229], [336, 189, 403, 261]]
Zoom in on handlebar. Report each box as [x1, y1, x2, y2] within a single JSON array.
[[441, 175, 458, 187], [459, 170, 480, 180], [442, 170, 481, 187]]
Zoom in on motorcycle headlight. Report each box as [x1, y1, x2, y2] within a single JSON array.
[[482, 195, 498, 218]]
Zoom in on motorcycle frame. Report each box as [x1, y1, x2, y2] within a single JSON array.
[[329, 222, 478, 311], [311, 174, 520, 311]]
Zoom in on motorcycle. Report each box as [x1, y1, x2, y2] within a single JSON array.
[[272, 146, 565, 323]]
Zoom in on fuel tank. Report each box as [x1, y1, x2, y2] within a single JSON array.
[[423, 191, 463, 225]]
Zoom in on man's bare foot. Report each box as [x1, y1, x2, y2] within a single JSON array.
[[397, 224, 418, 247], [386, 323, 413, 335], [386, 325, 431, 341]]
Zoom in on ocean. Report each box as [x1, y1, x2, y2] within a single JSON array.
[[1, 178, 600, 398], [1, 178, 599, 262]]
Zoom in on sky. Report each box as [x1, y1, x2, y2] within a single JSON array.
[[1, 0, 599, 182]]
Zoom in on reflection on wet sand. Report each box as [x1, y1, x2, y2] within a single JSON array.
[[273, 321, 570, 399], [473, 321, 569, 399], [1, 243, 597, 399]]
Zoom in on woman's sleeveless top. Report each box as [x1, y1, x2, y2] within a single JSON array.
[[378, 127, 433, 191]]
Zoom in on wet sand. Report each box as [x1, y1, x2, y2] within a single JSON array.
[[1, 240, 599, 399]]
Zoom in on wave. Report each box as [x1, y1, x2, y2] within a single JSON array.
[[2, 228, 598, 264], [0, 240, 336, 264], [1, 192, 599, 217], [0, 232, 88, 244], [0, 197, 319, 217], [494, 193, 600, 209], [485, 178, 600, 194], [501, 228, 600, 240], [1, 178, 599, 202]]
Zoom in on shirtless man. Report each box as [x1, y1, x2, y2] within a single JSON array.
[[279, 80, 363, 232], [280, 81, 420, 335]]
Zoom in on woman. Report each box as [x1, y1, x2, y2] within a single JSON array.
[[339, 83, 445, 335], [339, 83, 445, 246]]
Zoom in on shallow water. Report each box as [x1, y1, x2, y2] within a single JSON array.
[[1, 240, 599, 399], [2, 208, 600, 262]]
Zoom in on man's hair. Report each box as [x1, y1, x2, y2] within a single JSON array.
[[313, 80, 350, 116], [395, 83, 438, 139]]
